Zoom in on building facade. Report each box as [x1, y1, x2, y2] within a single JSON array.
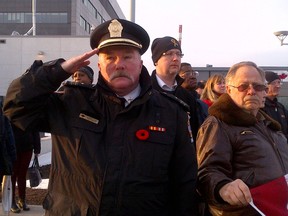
[[0, 36, 100, 97], [0, 0, 125, 36], [0, 0, 126, 97]]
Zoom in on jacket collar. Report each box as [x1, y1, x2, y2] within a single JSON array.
[[209, 93, 281, 131], [151, 70, 184, 92]]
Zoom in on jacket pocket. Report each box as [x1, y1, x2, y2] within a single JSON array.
[[71, 115, 106, 169], [133, 130, 174, 178]]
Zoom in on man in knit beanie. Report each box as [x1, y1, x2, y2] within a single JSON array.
[[150, 36, 199, 146], [72, 65, 94, 84], [151, 36, 182, 66], [150, 36, 183, 89], [265, 71, 280, 84], [262, 71, 288, 141]]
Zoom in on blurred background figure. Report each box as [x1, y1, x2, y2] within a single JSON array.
[[0, 99, 16, 214], [262, 71, 288, 141], [201, 74, 226, 107], [0, 100, 16, 183], [196, 80, 206, 98], [10, 125, 41, 213], [71, 65, 94, 84], [179, 62, 199, 97], [57, 65, 95, 92], [179, 62, 208, 125]]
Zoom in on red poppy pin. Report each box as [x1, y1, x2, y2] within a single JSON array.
[[136, 129, 149, 140]]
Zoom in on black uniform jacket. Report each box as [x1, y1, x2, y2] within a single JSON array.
[[262, 97, 288, 141], [4, 59, 198, 216], [150, 70, 199, 144]]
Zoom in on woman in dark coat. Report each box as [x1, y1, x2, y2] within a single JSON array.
[[10, 124, 41, 213]]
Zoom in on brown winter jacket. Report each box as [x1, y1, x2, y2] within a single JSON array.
[[196, 93, 288, 216]]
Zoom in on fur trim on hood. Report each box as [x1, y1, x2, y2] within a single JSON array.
[[209, 93, 281, 131]]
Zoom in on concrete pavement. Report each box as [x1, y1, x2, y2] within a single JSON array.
[[0, 204, 45, 216]]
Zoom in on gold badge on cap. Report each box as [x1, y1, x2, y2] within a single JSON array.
[[97, 19, 143, 50], [108, 19, 123, 38], [171, 39, 179, 47]]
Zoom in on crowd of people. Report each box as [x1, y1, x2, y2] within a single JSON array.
[[1, 18, 288, 216]]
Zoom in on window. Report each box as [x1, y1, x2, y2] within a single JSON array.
[[0, 13, 68, 23], [80, 16, 91, 33]]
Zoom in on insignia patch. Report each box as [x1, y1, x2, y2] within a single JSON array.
[[240, 130, 255, 135], [79, 113, 99, 124], [108, 19, 123, 38], [171, 38, 179, 47], [148, 126, 166, 132]]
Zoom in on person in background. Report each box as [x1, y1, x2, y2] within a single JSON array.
[[4, 19, 198, 216], [200, 74, 225, 107], [196, 80, 206, 98], [196, 61, 288, 215], [0, 100, 16, 183], [179, 62, 199, 98], [57, 65, 95, 92], [10, 125, 41, 213], [71, 65, 94, 84], [150, 36, 199, 143], [261, 71, 288, 141], [179, 62, 208, 125]]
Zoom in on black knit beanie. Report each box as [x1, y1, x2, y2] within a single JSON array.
[[78, 66, 94, 81], [151, 36, 182, 65], [265, 71, 279, 84]]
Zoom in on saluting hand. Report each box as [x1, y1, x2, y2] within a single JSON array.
[[61, 48, 99, 74], [219, 179, 252, 206]]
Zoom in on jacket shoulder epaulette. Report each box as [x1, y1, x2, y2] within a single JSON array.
[[160, 91, 190, 112]]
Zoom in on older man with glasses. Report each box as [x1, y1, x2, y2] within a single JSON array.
[[196, 61, 288, 216], [261, 71, 288, 141]]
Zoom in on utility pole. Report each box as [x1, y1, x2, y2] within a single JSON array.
[[32, 0, 36, 35], [178, 25, 182, 46], [24, 0, 36, 36], [130, 0, 135, 22]]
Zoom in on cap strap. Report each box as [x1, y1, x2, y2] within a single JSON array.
[[98, 38, 142, 49]]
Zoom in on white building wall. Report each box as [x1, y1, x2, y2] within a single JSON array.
[[0, 36, 99, 96]]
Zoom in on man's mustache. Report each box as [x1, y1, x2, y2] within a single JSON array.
[[110, 71, 132, 81]]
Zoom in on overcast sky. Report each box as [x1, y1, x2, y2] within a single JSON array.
[[117, 0, 288, 71]]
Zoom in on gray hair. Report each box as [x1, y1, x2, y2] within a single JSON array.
[[225, 61, 266, 85]]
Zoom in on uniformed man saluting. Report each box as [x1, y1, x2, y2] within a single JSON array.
[[4, 19, 198, 216]]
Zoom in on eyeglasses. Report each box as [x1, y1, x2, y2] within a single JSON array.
[[183, 71, 199, 77], [229, 83, 268, 92], [162, 51, 184, 58]]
